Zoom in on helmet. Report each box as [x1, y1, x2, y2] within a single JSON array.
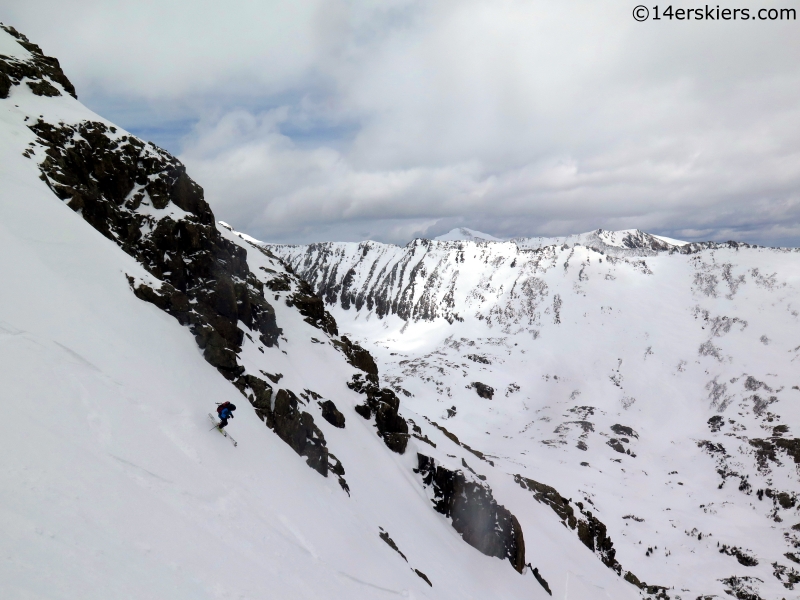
[[229, 404, 237, 411]]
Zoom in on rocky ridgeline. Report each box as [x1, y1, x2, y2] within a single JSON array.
[[270, 233, 785, 331], [5, 25, 354, 481], [0, 25, 76, 100], [29, 114, 351, 478], [513, 228, 765, 257]]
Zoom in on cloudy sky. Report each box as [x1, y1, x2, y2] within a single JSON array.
[[4, 1, 800, 245]]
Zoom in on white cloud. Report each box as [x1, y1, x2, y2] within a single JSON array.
[[4, 0, 800, 245]]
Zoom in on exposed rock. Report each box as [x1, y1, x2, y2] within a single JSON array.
[[379, 529, 407, 561], [529, 564, 552, 596], [319, 400, 345, 428], [708, 415, 724, 432], [470, 382, 494, 399], [425, 418, 494, 465], [749, 438, 800, 472], [31, 119, 280, 363], [327, 453, 349, 495], [607, 438, 626, 453], [416, 454, 526, 573], [408, 419, 437, 448], [262, 372, 283, 384], [286, 277, 338, 336], [0, 70, 10, 99], [719, 575, 764, 600], [350, 375, 409, 453], [270, 390, 328, 476], [772, 562, 800, 590], [0, 24, 77, 99], [27, 79, 60, 96], [334, 337, 379, 383], [414, 569, 432, 587], [773, 424, 789, 437], [467, 354, 491, 364], [610, 424, 638, 439], [719, 544, 758, 567], [239, 373, 273, 421]]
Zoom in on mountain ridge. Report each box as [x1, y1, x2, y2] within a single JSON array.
[[269, 221, 800, 599]]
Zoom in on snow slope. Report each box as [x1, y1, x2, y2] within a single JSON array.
[[0, 24, 654, 600], [272, 233, 800, 598]]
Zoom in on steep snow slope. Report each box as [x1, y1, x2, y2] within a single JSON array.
[[0, 24, 653, 600], [272, 233, 800, 598]]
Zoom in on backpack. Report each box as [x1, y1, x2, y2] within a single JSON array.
[[216, 401, 231, 416]]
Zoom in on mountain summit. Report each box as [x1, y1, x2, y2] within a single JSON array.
[[434, 227, 505, 242]]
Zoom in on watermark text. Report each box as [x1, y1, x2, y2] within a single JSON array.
[[633, 5, 797, 21]]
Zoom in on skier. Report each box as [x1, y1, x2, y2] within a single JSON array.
[[216, 401, 236, 429]]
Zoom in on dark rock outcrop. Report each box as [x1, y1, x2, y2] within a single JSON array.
[[607, 438, 626, 453], [414, 569, 432, 587], [416, 454, 526, 573], [719, 544, 758, 567], [750, 437, 800, 468], [530, 565, 552, 595], [287, 278, 338, 336], [610, 424, 638, 438], [319, 400, 345, 428], [268, 390, 328, 475], [334, 337, 378, 383], [27, 79, 61, 97], [30, 119, 281, 377], [379, 529, 407, 561], [0, 24, 77, 99], [708, 415, 724, 432], [470, 382, 494, 399], [350, 375, 409, 454]]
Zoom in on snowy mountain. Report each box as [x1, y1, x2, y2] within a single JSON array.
[[0, 24, 674, 600], [512, 229, 690, 256], [432, 227, 700, 255], [434, 227, 505, 243], [270, 231, 800, 598], [432, 227, 690, 253]]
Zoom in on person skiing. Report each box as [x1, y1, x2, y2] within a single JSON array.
[[216, 401, 236, 429]]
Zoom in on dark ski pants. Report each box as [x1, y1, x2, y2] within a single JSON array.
[[219, 417, 229, 429]]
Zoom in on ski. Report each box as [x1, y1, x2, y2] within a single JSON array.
[[208, 413, 237, 447]]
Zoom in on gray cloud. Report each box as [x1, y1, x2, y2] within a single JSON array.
[[4, 0, 800, 245]]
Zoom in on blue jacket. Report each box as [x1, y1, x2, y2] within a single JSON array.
[[220, 407, 233, 419]]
